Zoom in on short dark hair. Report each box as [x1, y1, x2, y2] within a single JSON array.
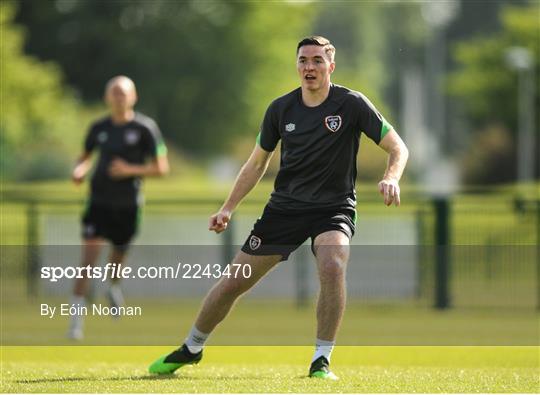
[[296, 36, 335, 62]]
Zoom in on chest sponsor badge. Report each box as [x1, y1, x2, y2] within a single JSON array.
[[285, 123, 296, 132], [324, 115, 342, 133], [125, 129, 140, 145]]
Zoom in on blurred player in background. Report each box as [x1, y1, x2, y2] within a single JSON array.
[[68, 76, 169, 340], [149, 36, 408, 378]]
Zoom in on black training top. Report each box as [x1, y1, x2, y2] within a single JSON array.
[[257, 84, 393, 211], [84, 112, 167, 208]]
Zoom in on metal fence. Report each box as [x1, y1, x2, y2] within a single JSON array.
[[1, 194, 538, 309]]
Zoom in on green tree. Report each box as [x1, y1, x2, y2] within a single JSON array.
[[15, 0, 313, 156], [1, 2, 95, 181], [448, 3, 539, 183]]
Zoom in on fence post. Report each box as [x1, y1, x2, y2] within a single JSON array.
[[536, 200, 540, 311], [415, 208, 426, 299], [26, 200, 39, 298], [434, 197, 451, 309], [295, 245, 309, 308], [222, 219, 234, 268]]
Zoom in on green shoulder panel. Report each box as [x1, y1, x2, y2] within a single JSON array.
[[156, 141, 168, 157], [380, 118, 394, 141]]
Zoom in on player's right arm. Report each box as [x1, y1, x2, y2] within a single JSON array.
[[73, 123, 98, 185], [353, 92, 408, 207], [210, 101, 280, 233], [72, 152, 93, 185], [209, 145, 274, 233]]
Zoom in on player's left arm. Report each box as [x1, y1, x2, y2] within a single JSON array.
[[109, 123, 169, 179], [378, 129, 409, 206], [109, 156, 169, 178], [109, 154, 169, 178]]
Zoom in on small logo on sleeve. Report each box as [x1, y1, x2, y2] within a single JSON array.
[[97, 131, 108, 143], [324, 115, 342, 133], [249, 235, 262, 250], [285, 123, 296, 132]]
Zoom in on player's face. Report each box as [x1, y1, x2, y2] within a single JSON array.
[[297, 45, 335, 92], [105, 82, 137, 113]]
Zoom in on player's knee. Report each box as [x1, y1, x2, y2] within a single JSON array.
[[220, 277, 251, 297], [318, 259, 346, 282]]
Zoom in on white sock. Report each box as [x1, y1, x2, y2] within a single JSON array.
[[185, 326, 209, 354], [69, 295, 86, 331], [312, 338, 335, 363]]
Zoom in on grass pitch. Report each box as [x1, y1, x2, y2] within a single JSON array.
[[1, 295, 539, 392], [1, 346, 538, 393]]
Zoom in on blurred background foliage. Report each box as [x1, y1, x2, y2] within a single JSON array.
[[448, 3, 540, 184], [1, 2, 96, 181], [1, 0, 538, 184]]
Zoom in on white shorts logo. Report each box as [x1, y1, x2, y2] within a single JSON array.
[[84, 224, 95, 237], [249, 235, 262, 250]]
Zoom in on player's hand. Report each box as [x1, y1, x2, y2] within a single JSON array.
[[209, 209, 232, 233], [378, 178, 401, 206], [109, 158, 134, 179], [72, 166, 86, 185]]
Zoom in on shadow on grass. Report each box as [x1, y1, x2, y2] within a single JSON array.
[[16, 375, 175, 384], [16, 373, 290, 384]]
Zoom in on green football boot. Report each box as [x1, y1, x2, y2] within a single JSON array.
[[309, 356, 339, 380], [149, 344, 202, 374]]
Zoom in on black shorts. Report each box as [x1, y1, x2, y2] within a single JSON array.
[[82, 203, 139, 248], [241, 204, 356, 261]]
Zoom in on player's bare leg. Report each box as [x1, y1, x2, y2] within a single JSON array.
[[68, 237, 105, 340], [109, 247, 128, 282], [314, 230, 349, 340], [73, 238, 105, 296], [149, 251, 282, 374], [107, 246, 129, 315], [194, 251, 282, 334], [310, 230, 350, 379]]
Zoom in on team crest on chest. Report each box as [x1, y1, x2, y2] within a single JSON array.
[[249, 235, 262, 250], [125, 129, 140, 145], [324, 115, 342, 133]]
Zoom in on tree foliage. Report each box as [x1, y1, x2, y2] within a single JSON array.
[[14, 0, 313, 156], [1, 2, 95, 180], [448, 2, 539, 182], [448, 3, 539, 130]]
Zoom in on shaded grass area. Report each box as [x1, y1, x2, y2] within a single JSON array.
[[1, 296, 538, 346], [1, 346, 538, 393]]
